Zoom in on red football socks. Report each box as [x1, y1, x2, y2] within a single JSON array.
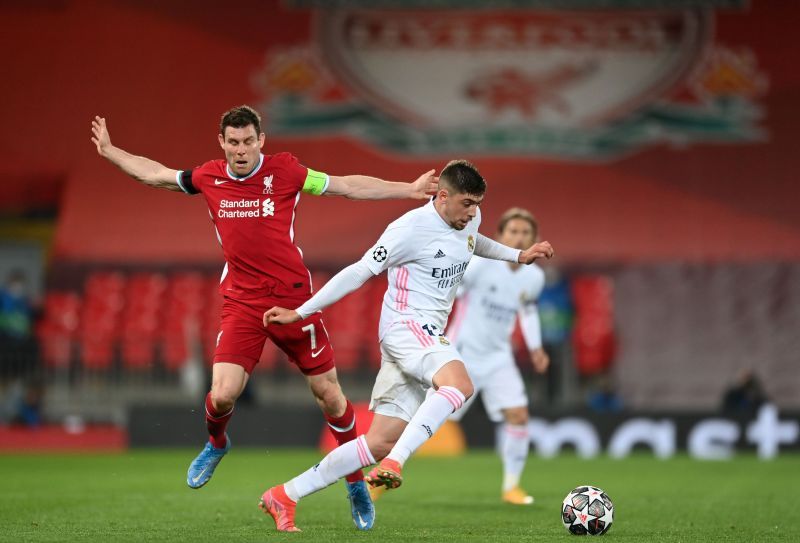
[[325, 400, 363, 483], [205, 392, 233, 449]]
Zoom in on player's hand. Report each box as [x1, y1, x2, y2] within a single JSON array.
[[409, 169, 439, 199], [263, 307, 301, 327], [531, 348, 550, 374], [518, 241, 554, 264], [91, 116, 113, 157]]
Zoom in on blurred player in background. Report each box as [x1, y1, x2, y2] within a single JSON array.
[[260, 161, 554, 531], [447, 208, 549, 505], [91, 105, 438, 530]]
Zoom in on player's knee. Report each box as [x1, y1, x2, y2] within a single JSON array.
[[505, 408, 528, 426], [315, 386, 346, 416], [210, 389, 237, 413], [433, 361, 473, 400]]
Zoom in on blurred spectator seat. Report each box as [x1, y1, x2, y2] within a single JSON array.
[[37, 292, 81, 369], [121, 273, 167, 370], [162, 272, 206, 370], [571, 275, 616, 376], [79, 272, 127, 370]]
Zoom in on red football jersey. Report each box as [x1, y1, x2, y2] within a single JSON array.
[[177, 152, 322, 301]]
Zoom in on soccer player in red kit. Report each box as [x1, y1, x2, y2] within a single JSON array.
[[90, 105, 437, 530]]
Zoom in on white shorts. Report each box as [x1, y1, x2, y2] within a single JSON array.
[[449, 352, 528, 423], [369, 320, 463, 423]]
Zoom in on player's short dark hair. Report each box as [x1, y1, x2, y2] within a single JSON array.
[[220, 105, 262, 137], [497, 207, 538, 237], [440, 160, 486, 196]]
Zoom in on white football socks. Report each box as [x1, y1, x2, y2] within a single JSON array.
[[284, 435, 375, 502], [500, 423, 530, 492], [386, 386, 466, 466]]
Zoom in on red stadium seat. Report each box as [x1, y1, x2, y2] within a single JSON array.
[[154, 272, 210, 371], [202, 277, 224, 366], [38, 322, 73, 369], [38, 292, 82, 368], [81, 337, 116, 370], [121, 337, 156, 370], [162, 337, 188, 371], [571, 275, 617, 376]]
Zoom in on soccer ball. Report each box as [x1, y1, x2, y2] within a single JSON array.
[[561, 485, 614, 535]]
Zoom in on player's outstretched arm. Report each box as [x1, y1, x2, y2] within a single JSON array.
[[91, 116, 182, 191], [325, 169, 438, 200], [474, 235, 554, 264], [518, 241, 554, 264], [263, 261, 375, 327]]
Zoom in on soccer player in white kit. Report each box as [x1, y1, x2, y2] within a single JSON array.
[[447, 207, 550, 505], [258, 161, 554, 532]]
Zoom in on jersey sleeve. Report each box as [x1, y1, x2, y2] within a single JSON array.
[[474, 233, 520, 262], [175, 160, 216, 195], [273, 152, 330, 195], [295, 260, 374, 319], [302, 167, 329, 195], [360, 224, 416, 275], [175, 169, 200, 195]]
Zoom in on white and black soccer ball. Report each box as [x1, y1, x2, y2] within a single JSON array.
[[561, 485, 613, 536]]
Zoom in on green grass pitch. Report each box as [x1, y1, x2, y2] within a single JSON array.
[[1, 450, 797, 542]]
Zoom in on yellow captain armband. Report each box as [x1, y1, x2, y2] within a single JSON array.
[[301, 168, 329, 195]]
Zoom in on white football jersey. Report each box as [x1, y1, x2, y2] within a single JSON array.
[[447, 257, 545, 360], [361, 199, 481, 340]]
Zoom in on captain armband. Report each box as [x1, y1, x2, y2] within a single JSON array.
[[301, 168, 330, 195]]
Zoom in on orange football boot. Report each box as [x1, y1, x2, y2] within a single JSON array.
[[365, 458, 403, 489], [502, 486, 535, 505], [259, 485, 301, 532]]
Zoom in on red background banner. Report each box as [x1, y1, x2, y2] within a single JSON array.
[[1, 0, 797, 265]]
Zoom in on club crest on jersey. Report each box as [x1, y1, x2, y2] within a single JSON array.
[[263, 174, 274, 194], [438, 336, 451, 346], [467, 235, 475, 252], [373, 245, 388, 262]]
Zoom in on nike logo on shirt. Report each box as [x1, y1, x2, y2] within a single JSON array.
[[214, 179, 229, 185]]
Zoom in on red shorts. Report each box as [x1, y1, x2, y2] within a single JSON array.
[[213, 296, 335, 375]]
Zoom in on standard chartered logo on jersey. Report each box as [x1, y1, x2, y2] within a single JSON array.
[[218, 198, 274, 218]]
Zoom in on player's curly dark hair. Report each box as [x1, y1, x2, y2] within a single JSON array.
[[440, 159, 486, 196], [220, 105, 262, 136]]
